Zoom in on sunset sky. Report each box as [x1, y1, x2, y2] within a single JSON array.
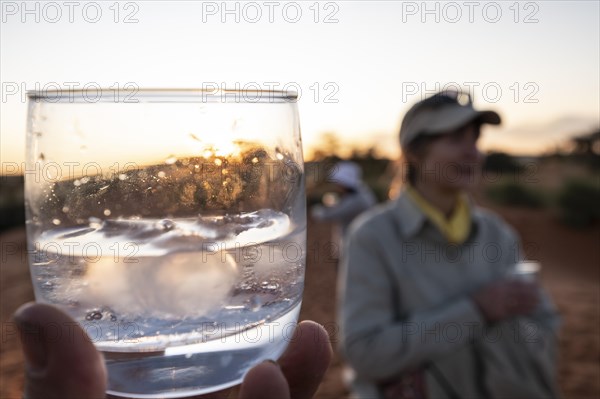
[[1, 1, 599, 174]]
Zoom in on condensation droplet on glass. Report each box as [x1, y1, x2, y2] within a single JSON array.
[[252, 157, 259, 164], [157, 171, 166, 178], [118, 173, 127, 181], [156, 219, 175, 231], [165, 155, 177, 165], [81, 177, 90, 184], [103, 209, 111, 216], [42, 281, 53, 289], [85, 310, 103, 321], [38, 153, 45, 161], [62, 206, 70, 213], [52, 218, 61, 225], [222, 169, 228, 175], [249, 295, 262, 312], [214, 159, 222, 166], [276, 152, 284, 160], [203, 150, 213, 158]]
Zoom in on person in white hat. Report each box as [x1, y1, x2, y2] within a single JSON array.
[[311, 161, 377, 255], [338, 91, 560, 398]]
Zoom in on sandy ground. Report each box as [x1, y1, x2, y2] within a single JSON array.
[[1, 206, 599, 398]]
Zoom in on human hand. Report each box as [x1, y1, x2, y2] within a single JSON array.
[[14, 303, 332, 399], [471, 279, 540, 323]]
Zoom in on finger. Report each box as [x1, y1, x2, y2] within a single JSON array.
[[519, 293, 539, 307], [513, 297, 538, 314], [278, 321, 332, 399], [14, 302, 107, 399], [521, 296, 539, 311], [514, 288, 539, 305], [159, 388, 232, 399], [513, 280, 536, 294], [239, 361, 290, 399]]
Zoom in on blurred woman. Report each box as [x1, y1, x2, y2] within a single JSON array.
[[338, 91, 560, 399]]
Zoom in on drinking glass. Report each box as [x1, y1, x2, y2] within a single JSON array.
[[510, 260, 541, 282], [25, 88, 306, 397]]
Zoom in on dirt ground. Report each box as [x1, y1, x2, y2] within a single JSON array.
[[1, 205, 599, 398]]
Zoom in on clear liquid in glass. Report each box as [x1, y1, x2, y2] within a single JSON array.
[[30, 210, 305, 397]]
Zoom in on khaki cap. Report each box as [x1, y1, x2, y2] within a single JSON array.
[[400, 91, 501, 149]]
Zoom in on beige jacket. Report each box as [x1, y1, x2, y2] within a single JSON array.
[[338, 190, 560, 399]]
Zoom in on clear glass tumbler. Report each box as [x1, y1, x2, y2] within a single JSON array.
[[24, 88, 306, 397]]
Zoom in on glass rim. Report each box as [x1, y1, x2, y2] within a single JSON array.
[[26, 88, 299, 103]]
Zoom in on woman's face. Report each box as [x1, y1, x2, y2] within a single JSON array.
[[409, 122, 483, 192]]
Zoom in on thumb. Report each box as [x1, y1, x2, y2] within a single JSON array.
[[14, 303, 107, 399]]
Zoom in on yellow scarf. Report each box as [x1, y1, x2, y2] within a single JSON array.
[[407, 186, 472, 244]]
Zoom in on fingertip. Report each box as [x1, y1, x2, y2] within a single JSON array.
[[14, 303, 81, 333], [14, 303, 107, 399], [291, 320, 334, 362], [13, 302, 43, 324], [240, 360, 290, 399], [278, 320, 333, 399]]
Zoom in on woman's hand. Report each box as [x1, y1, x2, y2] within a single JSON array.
[[14, 303, 332, 399], [471, 279, 540, 323]]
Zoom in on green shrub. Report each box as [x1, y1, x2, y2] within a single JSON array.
[[483, 152, 524, 175], [557, 180, 600, 227], [486, 182, 545, 208]]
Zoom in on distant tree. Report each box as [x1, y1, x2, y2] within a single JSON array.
[[571, 130, 600, 156], [568, 130, 600, 170], [350, 146, 379, 161], [312, 132, 342, 161]]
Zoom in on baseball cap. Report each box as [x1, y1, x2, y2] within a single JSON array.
[[399, 90, 501, 149]]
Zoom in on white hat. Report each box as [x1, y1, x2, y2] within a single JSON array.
[[329, 162, 362, 189], [400, 90, 501, 149]]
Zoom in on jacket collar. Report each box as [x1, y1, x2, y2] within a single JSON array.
[[393, 188, 480, 240], [393, 189, 427, 238]]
